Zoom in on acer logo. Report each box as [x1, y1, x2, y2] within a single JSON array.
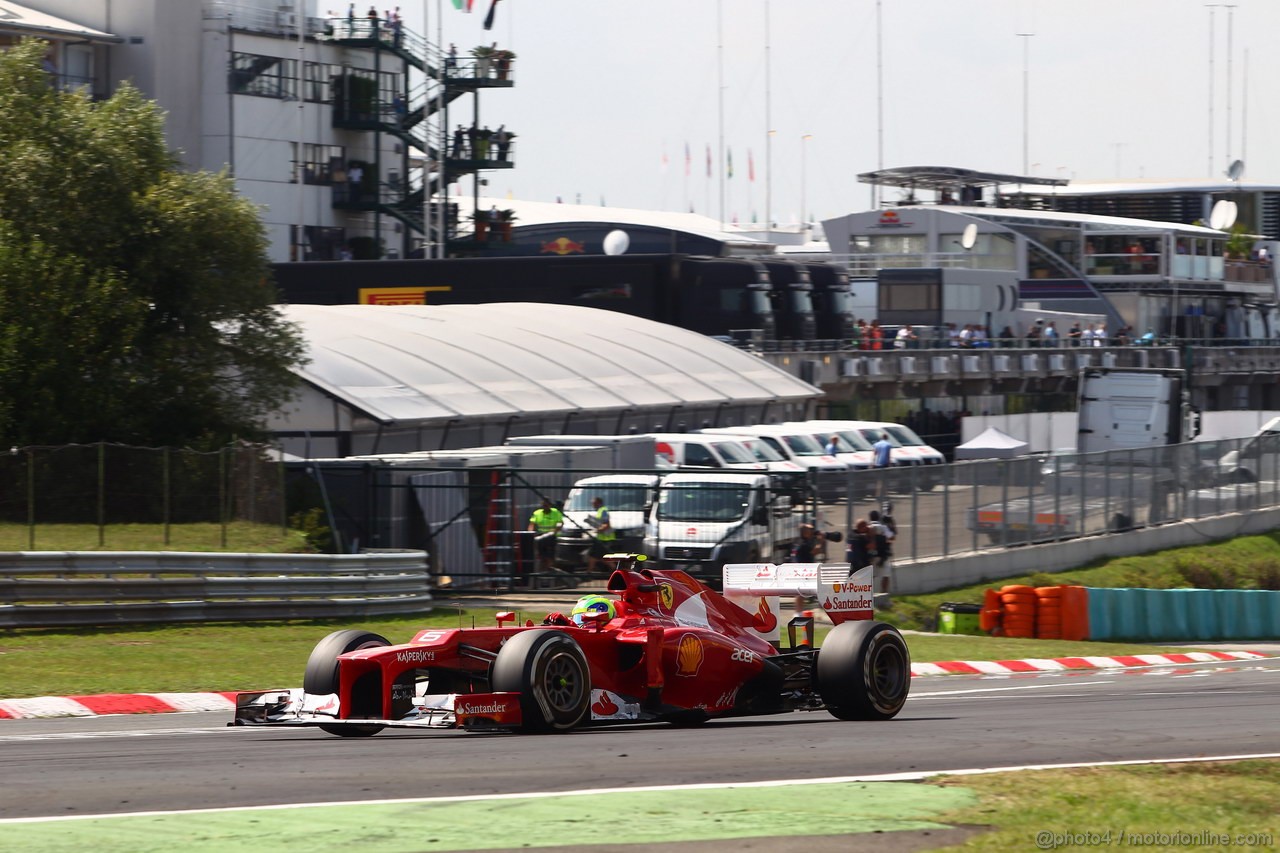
[[730, 648, 755, 663]]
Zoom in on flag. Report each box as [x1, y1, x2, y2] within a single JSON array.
[[483, 0, 502, 30], [727, 148, 733, 179], [684, 142, 691, 176], [705, 144, 711, 178], [451, 0, 474, 10], [748, 149, 755, 183]]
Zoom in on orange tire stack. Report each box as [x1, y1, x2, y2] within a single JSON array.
[[1060, 585, 1089, 641], [1035, 586, 1063, 639], [997, 584, 1037, 638], [978, 588, 1003, 633]]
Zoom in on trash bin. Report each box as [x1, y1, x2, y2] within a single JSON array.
[[937, 602, 984, 635]]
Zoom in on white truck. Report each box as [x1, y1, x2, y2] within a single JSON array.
[[646, 472, 798, 577], [967, 367, 1200, 545]]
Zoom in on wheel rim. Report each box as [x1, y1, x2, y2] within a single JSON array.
[[868, 639, 908, 701], [543, 651, 585, 712]]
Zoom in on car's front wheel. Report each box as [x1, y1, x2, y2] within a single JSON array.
[[490, 630, 591, 732], [815, 621, 910, 721], [303, 629, 390, 737]]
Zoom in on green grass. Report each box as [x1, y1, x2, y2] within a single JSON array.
[[933, 760, 1280, 851], [0, 521, 312, 553], [879, 531, 1280, 632], [0, 613, 1229, 699]]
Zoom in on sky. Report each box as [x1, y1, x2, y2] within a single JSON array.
[[390, 0, 1280, 226]]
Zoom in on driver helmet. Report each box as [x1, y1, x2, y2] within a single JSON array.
[[570, 594, 617, 626]]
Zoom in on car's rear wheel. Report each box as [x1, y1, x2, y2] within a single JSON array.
[[491, 630, 590, 732], [816, 621, 910, 721], [303, 629, 390, 737]]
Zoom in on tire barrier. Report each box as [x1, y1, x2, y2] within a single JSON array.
[[977, 583, 1089, 640], [1085, 587, 1280, 642]]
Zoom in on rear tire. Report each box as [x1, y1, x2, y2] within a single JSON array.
[[816, 621, 910, 721], [491, 630, 591, 732], [303, 629, 390, 737]]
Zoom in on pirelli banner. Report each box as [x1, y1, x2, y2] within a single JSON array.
[[358, 286, 452, 305]]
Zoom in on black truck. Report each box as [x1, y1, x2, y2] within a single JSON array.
[[271, 253, 785, 339]]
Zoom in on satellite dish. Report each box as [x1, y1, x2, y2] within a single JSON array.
[[1227, 159, 1245, 181], [960, 223, 978, 250], [1209, 199, 1237, 231], [602, 229, 630, 256]]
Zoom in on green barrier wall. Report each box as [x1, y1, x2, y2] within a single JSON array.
[[1086, 587, 1280, 642]]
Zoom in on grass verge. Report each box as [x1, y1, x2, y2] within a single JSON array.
[[931, 760, 1280, 851], [0, 521, 311, 553], [880, 531, 1280, 632]]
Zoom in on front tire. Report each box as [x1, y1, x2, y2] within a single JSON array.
[[490, 630, 591, 732], [816, 621, 910, 720], [303, 629, 390, 737]]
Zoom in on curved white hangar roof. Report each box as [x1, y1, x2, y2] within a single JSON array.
[[278, 303, 820, 425]]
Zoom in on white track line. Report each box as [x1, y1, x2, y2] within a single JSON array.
[[3, 753, 1279, 825]]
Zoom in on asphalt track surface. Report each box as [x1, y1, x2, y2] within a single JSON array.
[[1, 660, 1275, 823]]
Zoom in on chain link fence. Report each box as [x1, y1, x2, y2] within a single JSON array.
[[288, 434, 1280, 591], [0, 443, 287, 550]]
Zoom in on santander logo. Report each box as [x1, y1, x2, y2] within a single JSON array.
[[591, 693, 619, 716], [753, 598, 778, 633]]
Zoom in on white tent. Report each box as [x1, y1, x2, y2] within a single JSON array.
[[954, 426, 1030, 460]]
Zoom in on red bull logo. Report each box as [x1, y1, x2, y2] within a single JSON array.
[[540, 236, 586, 255]]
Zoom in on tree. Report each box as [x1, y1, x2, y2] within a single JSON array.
[[0, 41, 307, 448]]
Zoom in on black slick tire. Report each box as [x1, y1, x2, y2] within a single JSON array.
[[816, 621, 910, 721], [303, 629, 390, 737], [490, 630, 590, 733]]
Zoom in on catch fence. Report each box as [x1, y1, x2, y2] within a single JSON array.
[[0, 443, 287, 550], [315, 434, 1278, 591]]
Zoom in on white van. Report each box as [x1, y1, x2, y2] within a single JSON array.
[[646, 433, 766, 472], [554, 474, 661, 568], [701, 425, 849, 501], [647, 471, 795, 573], [809, 419, 946, 488]]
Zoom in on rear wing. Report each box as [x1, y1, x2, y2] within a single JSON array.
[[722, 562, 875, 637]]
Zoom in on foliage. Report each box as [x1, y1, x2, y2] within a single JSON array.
[[0, 41, 306, 449], [469, 44, 495, 58], [346, 235, 383, 259], [288, 507, 332, 552], [494, 209, 518, 223], [1225, 223, 1253, 259]]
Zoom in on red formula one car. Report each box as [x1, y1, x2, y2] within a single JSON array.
[[232, 554, 910, 734]]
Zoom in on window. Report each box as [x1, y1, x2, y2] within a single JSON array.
[[230, 53, 296, 99], [683, 444, 719, 467], [293, 143, 346, 185]]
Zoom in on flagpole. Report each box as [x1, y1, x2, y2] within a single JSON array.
[[716, 0, 725, 228], [764, 0, 772, 242]]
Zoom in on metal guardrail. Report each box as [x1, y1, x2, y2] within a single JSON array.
[[0, 550, 431, 629]]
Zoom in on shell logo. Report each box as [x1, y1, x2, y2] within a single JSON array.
[[658, 582, 675, 611], [675, 633, 705, 677]]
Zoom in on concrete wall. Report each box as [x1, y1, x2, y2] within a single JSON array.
[[895, 505, 1280, 595]]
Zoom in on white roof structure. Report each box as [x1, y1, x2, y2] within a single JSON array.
[[473, 196, 772, 251], [0, 1, 122, 42], [278, 303, 819, 425], [955, 427, 1030, 460]]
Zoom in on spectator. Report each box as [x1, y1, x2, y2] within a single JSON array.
[[868, 509, 896, 605], [872, 431, 893, 499], [1067, 322, 1083, 346], [845, 519, 875, 571], [494, 125, 512, 161], [527, 497, 564, 575], [789, 520, 826, 613], [893, 323, 917, 350], [584, 496, 616, 574], [1043, 320, 1059, 346], [868, 319, 885, 350], [1114, 325, 1131, 346], [998, 325, 1016, 347], [824, 435, 840, 456], [972, 325, 991, 348], [946, 322, 961, 348], [1026, 319, 1043, 347]]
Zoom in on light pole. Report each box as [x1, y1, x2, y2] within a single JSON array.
[[1016, 32, 1034, 176], [800, 133, 812, 231]]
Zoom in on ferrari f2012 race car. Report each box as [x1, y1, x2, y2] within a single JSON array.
[[232, 554, 910, 735]]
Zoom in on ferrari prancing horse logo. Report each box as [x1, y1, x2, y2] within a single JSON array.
[[658, 582, 674, 611]]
